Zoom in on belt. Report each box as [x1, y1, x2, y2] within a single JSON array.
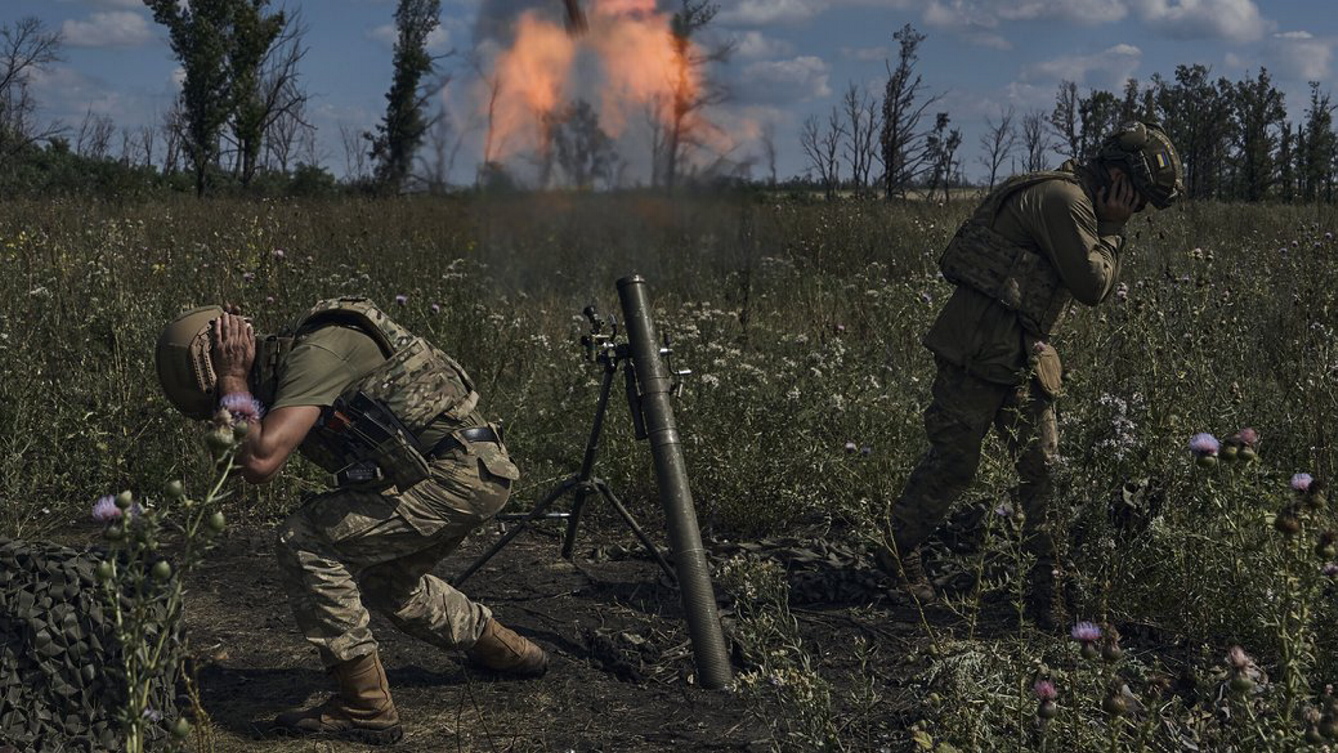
[[427, 425, 501, 458]]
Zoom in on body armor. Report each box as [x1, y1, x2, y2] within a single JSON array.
[[938, 170, 1078, 338], [262, 297, 480, 491]]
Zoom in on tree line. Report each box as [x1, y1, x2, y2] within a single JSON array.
[[2, 8, 1335, 203]]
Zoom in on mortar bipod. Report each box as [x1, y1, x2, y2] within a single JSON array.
[[451, 306, 675, 587]]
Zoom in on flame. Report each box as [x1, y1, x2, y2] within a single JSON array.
[[480, 0, 705, 163]]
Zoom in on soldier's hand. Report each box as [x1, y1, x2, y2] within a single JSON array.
[[1096, 174, 1143, 225], [210, 312, 256, 382]]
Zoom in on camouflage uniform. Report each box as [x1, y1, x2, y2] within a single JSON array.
[[890, 161, 1127, 587], [262, 300, 520, 668]]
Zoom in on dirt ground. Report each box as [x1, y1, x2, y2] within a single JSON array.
[[179, 517, 927, 753]]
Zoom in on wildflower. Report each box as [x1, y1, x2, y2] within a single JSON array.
[[843, 440, 858, 454], [430, 303, 441, 315], [1115, 282, 1129, 302], [1227, 645, 1250, 670], [272, 249, 285, 260], [1292, 473, 1314, 492], [92, 495, 120, 523], [1189, 433, 1220, 466], [242, 271, 255, 282], [394, 294, 408, 306], [834, 324, 846, 334], [994, 503, 1013, 518], [1072, 621, 1101, 659], [860, 445, 872, 456], [1033, 680, 1057, 701], [265, 296, 275, 305], [1321, 563, 1338, 578]]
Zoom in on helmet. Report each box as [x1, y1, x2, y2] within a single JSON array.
[[155, 305, 223, 420], [1096, 120, 1184, 209]]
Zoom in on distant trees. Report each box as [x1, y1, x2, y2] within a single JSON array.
[[653, 0, 732, 193], [0, 17, 63, 166], [878, 24, 941, 198], [367, 0, 443, 193], [978, 105, 1016, 188]]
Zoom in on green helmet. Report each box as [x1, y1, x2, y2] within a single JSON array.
[[1096, 120, 1184, 209], [155, 305, 223, 420]]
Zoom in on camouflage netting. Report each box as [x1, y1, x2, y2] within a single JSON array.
[[0, 538, 182, 752]]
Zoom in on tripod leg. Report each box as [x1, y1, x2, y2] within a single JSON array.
[[592, 478, 677, 583], [452, 476, 578, 586], [560, 483, 594, 560]]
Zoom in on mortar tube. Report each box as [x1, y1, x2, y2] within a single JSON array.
[[616, 274, 733, 690]]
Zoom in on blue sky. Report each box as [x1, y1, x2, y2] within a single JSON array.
[[11, 0, 1336, 185]]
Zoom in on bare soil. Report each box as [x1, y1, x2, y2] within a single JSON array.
[[180, 520, 926, 753]]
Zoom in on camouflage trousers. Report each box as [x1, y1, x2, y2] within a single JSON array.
[[890, 357, 1059, 563], [275, 443, 518, 667]]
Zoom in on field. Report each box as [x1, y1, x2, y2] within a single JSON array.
[[2, 192, 1338, 751]]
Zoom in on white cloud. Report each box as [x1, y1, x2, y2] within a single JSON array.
[[1129, 0, 1272, 43], [59, 0, 146, 9], [995, 0, 1127, 25], [1021, 43, 1142, 89], [735, 55, 831, 104], [1268, 31, 1334, 83], [840, 45, 890, 62], [62, 11, 152, 48], [733, 31, 796, 59], [920, 1, 1011, 49], [718, 0, 829, 26]]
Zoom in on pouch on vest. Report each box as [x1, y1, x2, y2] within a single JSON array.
[[325, 391, 432, 491], [1030, 342, 1063, 398]]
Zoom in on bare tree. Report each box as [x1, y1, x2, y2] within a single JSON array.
[[0, 17, 64, 163], [138, 122, 157, 168], [1049, 80, 1081, 161], [1021, 109, 1053, 172], [925, 112, 961, 202], [417, 99, 457, 192], [160, 102, 186, 174], [841, 81, 878, 195], [75, 109, 115, 159], [879, 24, 942, 199], [759, 122, 777, 186], [978, 105, 1016, 188], [551, 99, 617, 189], [659, 0, 732, 192], [800, 109, 844, 200], [254, 11, 314, 177], [340, 122, 370, 182]]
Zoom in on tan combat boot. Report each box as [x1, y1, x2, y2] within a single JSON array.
[[876, 545, 938, 605], [466, 618, 550, 678], [273, 650, 403, 745]]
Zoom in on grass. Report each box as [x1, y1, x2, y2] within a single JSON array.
[[2, 191, 1337, 750]]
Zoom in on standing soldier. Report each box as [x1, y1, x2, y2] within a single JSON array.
[[880, 121, 1184, 628], [155, 297, 549, 745]]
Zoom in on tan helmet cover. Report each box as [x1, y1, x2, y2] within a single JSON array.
[[155, 305, 224, 420], [1097, 120, 1184, 209]]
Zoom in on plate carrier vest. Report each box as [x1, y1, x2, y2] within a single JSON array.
[[255, 297, 480, 491], [938, 170, 1079, 338]]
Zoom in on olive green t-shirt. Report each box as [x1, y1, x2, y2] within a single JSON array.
[[270, 325, 385, 411]]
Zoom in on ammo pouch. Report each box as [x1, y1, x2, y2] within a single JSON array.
[[323, 391, 432, 491]]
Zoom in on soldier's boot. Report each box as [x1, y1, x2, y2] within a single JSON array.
[[466, 618, 550, 678], [876, 545, 937, 604], [273, 650, 402, 745], [1024, 563, 1066, 633]]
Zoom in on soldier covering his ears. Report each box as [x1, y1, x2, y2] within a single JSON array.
[[879, 121, 1185, 629], [155, 297, 550, 744]]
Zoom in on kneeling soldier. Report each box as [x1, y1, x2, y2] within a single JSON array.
[[156, 297, 549, 745]]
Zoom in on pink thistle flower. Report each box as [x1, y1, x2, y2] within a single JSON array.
[[1226, 645, 1250, 670], [1071, 621, 1102, 643], [430, 303, 441, 315], [1292, 473, 1314, 492], [1188, 433, 1220, 457], [1321, 563, 1338, 578], [1235, 427, 1259, 448], [1033, 680, 1058, 701], [92, 495, 120, 523]]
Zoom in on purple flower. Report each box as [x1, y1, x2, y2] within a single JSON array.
[[265, 295, 275, 305], [1071, 621, 1102, 643], [430, 303, 441, 315], [843, 440, 857, 454], [1235, 427, 1259, 448], [860, 445, 872, 456], [1188, 433, 1220, 458], [1033, 680, 1058, 701], [1115, 282, 1129, 302], [242, 271, 255, 282], [1321, 563, 1338, 578], [1226, 645, 1250, 670], [92, 495, 120, 523], [995, 503, 1013, 518], [272, 249, 285, 260], [1032, 340, 1049, 356], [394, 294, 408, 306], [834, 324, 846, 334], [1291, 473, 1314, 492]]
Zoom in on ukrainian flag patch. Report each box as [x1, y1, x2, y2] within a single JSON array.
[[1154, 152, 1170, 169]]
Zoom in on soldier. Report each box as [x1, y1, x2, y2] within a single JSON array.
[[880, 121, 1184, 628], [155, 297, 549, 745]]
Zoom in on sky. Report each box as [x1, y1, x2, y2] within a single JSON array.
[[8, 0, 1337, 186]]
